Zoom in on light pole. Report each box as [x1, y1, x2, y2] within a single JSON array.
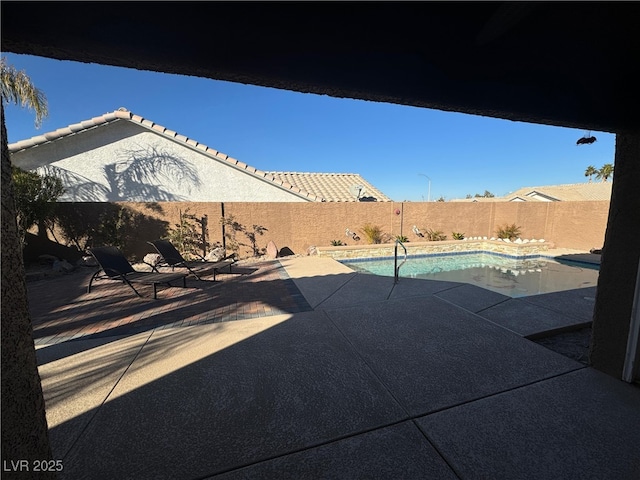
[[418, 173, 431, 202]]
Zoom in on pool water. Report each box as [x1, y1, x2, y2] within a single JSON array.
[[341, 253, 599, 298]]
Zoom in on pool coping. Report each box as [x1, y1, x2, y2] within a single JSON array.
[[338, 250, 600, 268], [317, 239, 552, 260]]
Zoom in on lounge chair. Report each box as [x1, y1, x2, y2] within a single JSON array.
[[147, 239, 235, 281], [88, 246, 188, 299]]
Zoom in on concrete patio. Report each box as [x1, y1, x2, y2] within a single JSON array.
[[30, 256, 640, 479]]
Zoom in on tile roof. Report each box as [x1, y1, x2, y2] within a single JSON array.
[[7, 108, 390, 202], [266, 172, 392, 202], [506, 182, 613, 201], [451, 182, 612, 202]]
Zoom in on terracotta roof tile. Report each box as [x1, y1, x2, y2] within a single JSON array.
[[266, 172, 392, 202], [8, 108, 391, 202]]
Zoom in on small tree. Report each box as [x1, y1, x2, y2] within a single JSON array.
[[245, 224, 268, 257], [166, 209, 210, 260], [11, 166, 64, 246]]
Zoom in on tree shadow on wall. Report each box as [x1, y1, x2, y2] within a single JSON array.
[[38, 165, 110, 201], [104, 145, 201, 201], [54, 203, 169, 260]]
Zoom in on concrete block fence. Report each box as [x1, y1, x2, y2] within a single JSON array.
[[46, 200, 609, 261]]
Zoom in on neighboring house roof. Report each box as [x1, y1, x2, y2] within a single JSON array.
[[8, 108, 391, 202], [266, 172, 392, 202], [451, 182, 612, 202], [505, 183, 613, 202]]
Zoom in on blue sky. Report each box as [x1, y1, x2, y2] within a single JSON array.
[[3, 53, 615, 202]]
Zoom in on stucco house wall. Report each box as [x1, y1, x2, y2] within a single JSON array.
[[11, 120, 309, 203]]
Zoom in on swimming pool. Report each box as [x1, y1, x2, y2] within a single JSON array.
[[340, 252, 599, 298]]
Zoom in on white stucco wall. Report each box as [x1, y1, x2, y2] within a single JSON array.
[[10, 120, 309, 202]]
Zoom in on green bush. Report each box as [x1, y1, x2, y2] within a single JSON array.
[[55, 203, 157, 257], [331, 239, 344, 246], [12, 167, 64, 246], [452, 232, 465, 240], [166, 209, 210, 260], [395, 235, 409, 243]]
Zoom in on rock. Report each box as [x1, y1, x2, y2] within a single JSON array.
[[143, 253, 162, 266], [278, 246, 295, 257], [307, 245, 318, 256], [514, 238, 523, 244], [503, 238, 511, 243], [205, 247, 225, 262], [266, 240, 278, 259]]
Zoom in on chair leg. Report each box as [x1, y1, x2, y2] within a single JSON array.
[[122, 278, 143, 298], [87, 270, 101, 293], [186, 266, 204, 281]]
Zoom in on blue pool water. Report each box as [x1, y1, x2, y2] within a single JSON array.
[[341, 252, 599, 298]]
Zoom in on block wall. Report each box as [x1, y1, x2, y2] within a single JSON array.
[[47, 201, 610, 261]]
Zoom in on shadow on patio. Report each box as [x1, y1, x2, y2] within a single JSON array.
[[31, 256, 640, 479]]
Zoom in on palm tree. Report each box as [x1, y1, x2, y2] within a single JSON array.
[[1, 57, 48, 126], [596, 163, 614, 182], [584, 165, 597, 183], [1, 57, 54, 466]]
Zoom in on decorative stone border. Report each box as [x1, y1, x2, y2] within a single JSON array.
[[316, 239, 552, 260]]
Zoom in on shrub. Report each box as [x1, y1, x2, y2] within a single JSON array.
[[12, 167, 65, 246], [426, 229, 447, 241], [395, 235, 409, 243], [331, 240, 344, 246], [56, 204, 137, 253], [452, 232, 465, 240], [360, 223, 385, 244], [496, 223, 522, 241], [167, 209, 210, 260]]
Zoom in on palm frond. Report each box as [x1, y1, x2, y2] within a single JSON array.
[[1, 57, 48, 127]]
